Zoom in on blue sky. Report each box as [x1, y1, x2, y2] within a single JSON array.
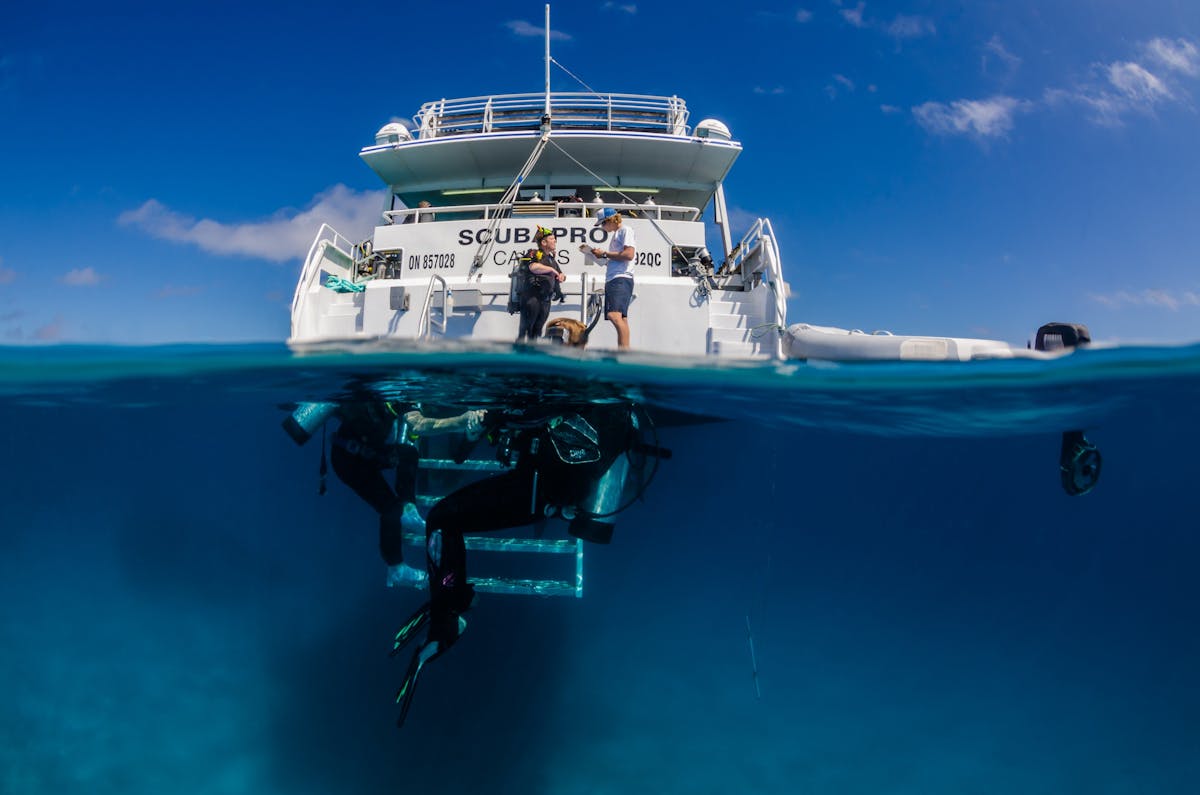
[[2, 1, 1198, 344]]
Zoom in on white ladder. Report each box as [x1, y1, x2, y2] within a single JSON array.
[[401, 453, 585, 598]]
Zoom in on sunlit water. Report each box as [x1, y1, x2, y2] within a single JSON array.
[[3, 342, 1200, 794]]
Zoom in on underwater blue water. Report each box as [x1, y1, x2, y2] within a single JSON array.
[[3, 342, 1200, 794]]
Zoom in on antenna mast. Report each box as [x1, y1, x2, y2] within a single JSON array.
[[544, 4, 552, 123]]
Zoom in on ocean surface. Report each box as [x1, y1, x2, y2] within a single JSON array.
[[3, 342, 1200, 794]]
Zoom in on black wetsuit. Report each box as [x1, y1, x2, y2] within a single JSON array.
[[516, 249, 562, 342], [329, 401, 418, 566], [424, 404, 636, 643]]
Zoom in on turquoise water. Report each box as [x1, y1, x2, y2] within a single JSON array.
[[2, 342, 1200, 793]]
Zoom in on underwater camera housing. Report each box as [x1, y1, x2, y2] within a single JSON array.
[[282, 401, 338, 446]]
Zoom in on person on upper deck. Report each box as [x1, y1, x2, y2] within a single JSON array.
[[516, 226, 567, 343], [584, 208, 636, 350], [403, 200, 435, 224]]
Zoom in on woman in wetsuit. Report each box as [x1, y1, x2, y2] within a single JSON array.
[[515, 226, 567, 343]]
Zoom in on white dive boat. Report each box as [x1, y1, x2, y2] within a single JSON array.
[[288, 16, 1087, 363]]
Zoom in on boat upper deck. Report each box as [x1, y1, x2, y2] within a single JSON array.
[[360, 92, 741, 214], [410, 92, 690, 138]]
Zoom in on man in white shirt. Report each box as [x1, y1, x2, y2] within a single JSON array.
[[585, 208, 636, 349]]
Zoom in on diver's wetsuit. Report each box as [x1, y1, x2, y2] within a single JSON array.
[[330, 401, 417, 566], [516, 249, 562, 342], [423, 403, 636, 644]]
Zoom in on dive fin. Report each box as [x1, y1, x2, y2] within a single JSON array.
[[390, 602, 431, 657], [395, 639, 442, 728]]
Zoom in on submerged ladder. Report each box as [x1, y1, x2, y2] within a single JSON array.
[[400, 452, 585, 598]]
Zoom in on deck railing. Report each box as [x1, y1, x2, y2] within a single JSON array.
[[727, 218, 787, 359], [385, 201, 701, 224], [414, 92, 690, 139], [290, 224, 356, 334]]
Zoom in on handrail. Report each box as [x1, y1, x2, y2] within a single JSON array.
[[417, 274, 450, 339], [384, 201, 701, 224], [290, 223, 355, 325], [412, 92, 690, 139], [725, 219, 765, 276], [759, 218, 787, 360], [725, 218, 787, 359]]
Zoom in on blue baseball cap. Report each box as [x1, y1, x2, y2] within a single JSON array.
[[593, 207, 619, 226]]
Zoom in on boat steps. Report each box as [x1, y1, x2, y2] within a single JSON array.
[[708, 298, 754, 315], [709, 339, 767, 358], [708, 312, 762, 330], [709, 325, 765, 344]]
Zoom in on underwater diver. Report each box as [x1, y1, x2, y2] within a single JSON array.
[[391, 401, 669, 727], [283, 399, 486, 587]]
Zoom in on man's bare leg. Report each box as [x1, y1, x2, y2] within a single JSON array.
[[607, 311, 630, 349]]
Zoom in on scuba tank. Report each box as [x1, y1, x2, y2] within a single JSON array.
[[568, 452, 632, 544], [508, 259, 531, 314], [282, 401, 338, 446]]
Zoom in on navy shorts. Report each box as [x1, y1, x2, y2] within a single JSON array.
[[604, 277, 634, 317]]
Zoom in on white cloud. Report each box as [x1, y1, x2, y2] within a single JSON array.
[[0, 257, 14, 284], [796, 9, 813, 23], [505, 20, 572, 40], [825, 74, 855, 100], [1044, 37, 1198, 127], [754, 85, 786, 95], [60, 267, 102, 286], [880, 104, 901, 114], [119, 185, 384, 263], [1089, 289, 1200, 311], [886, 14, 934, 39], [912, 95, 1028, 138], [840, 2, 865, 28], [603, 2, 637, 13], [1107, 61, 1171, 103], [983, 35, 1021, 73], [1146, 37, 1199, 76]]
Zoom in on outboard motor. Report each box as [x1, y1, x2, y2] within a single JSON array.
[[282, 401, 338, 446], [1034, 322, 1101, 495], [1035, 322, 1091, 352]]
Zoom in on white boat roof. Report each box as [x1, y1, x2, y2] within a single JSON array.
[[360, 92, 741, 211]]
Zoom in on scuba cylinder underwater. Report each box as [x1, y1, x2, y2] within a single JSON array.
[[281, 401, 338, 446]]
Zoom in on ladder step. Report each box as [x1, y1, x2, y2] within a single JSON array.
[[418, 458, 507, 472], [470, 576, 578, 597], [402, 533, 579, 554], [385, 574, 579, 597]]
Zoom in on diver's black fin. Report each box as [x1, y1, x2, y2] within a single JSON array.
[[395, 640, 442, 728], [390, 602, 431, 657]]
